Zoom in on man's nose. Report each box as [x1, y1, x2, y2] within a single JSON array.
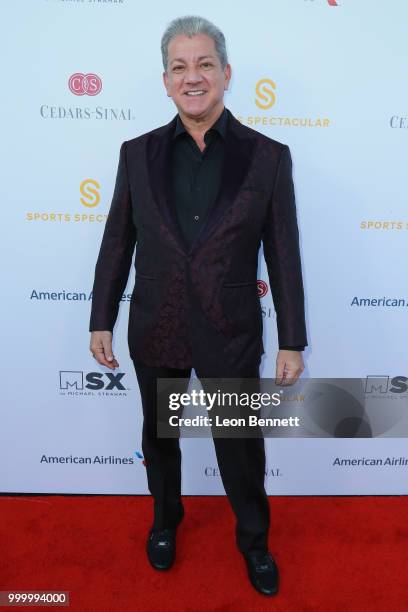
[[184, 68, 203, 84]]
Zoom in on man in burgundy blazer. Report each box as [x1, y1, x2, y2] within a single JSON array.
[[89, 15, 307, 597]]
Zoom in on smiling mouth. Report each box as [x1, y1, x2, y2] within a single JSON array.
[[184, 90, 206, 96]]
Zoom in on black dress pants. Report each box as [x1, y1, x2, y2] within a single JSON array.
[[132, 360, 270, 554]]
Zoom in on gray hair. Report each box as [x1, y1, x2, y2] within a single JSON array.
[[161, 15, 228, 71]]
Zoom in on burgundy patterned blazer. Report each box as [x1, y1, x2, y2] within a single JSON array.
[[89, 107, 307, 376]]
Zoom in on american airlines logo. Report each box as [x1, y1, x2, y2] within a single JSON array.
[[134, 451, 147, 466]]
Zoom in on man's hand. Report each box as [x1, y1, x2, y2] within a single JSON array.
[[275, 349, 304, 386], [89, 331, 119, 370]]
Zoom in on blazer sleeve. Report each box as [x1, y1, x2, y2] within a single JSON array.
[[261, 144, 308, 349], [89, 141, 137, 332]]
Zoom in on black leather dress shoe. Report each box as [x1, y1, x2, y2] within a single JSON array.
[[243, 550, 279, 596], [146, 528, 176, 570]]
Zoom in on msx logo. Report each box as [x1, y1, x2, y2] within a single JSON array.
[[365, 376, 408, 394], [59, 371, 126, 391]]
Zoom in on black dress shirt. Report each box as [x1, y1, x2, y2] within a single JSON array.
[[170, 107, 304, 352], [171, 106, 227, 247]]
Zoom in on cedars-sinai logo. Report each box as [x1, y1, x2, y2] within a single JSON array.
[[305, 0, 338, 4], [68, 73, 102, 96], [257, 280, 268, 298]]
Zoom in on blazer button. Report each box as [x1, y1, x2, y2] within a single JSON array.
[[194, 215, 199, 221]]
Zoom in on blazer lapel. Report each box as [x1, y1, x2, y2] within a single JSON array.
[[146, 108, 256, 256], [146, 115, 189, 254]]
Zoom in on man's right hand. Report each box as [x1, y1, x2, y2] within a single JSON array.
[[89, 331, 119, 370]]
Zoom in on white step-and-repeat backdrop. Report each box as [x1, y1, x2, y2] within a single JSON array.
[[2, 0, 407, 495]]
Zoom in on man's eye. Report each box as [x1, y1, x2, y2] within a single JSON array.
[[201, 63, 212, 68], [173, 66, 183, 72]]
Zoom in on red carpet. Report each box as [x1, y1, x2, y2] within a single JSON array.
[[1, 495, 407, 611]]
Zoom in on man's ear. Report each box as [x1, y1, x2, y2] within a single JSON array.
[[224, 63, 232, 90], [163, 70, 169, 95]]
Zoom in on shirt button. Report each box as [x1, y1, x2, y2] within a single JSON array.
[[194, 215, 199, 221]]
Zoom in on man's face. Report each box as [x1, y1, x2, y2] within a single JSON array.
[[163, 33, 231, 121]]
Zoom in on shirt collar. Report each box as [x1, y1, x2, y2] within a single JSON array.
[[173, 106, 228, 141]]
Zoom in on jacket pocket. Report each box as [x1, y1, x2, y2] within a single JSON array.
[[241, 186, 265, 194], [136, 272, 157, 280]]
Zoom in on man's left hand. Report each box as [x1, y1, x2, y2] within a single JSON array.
[[275, 349, 304, 386]]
